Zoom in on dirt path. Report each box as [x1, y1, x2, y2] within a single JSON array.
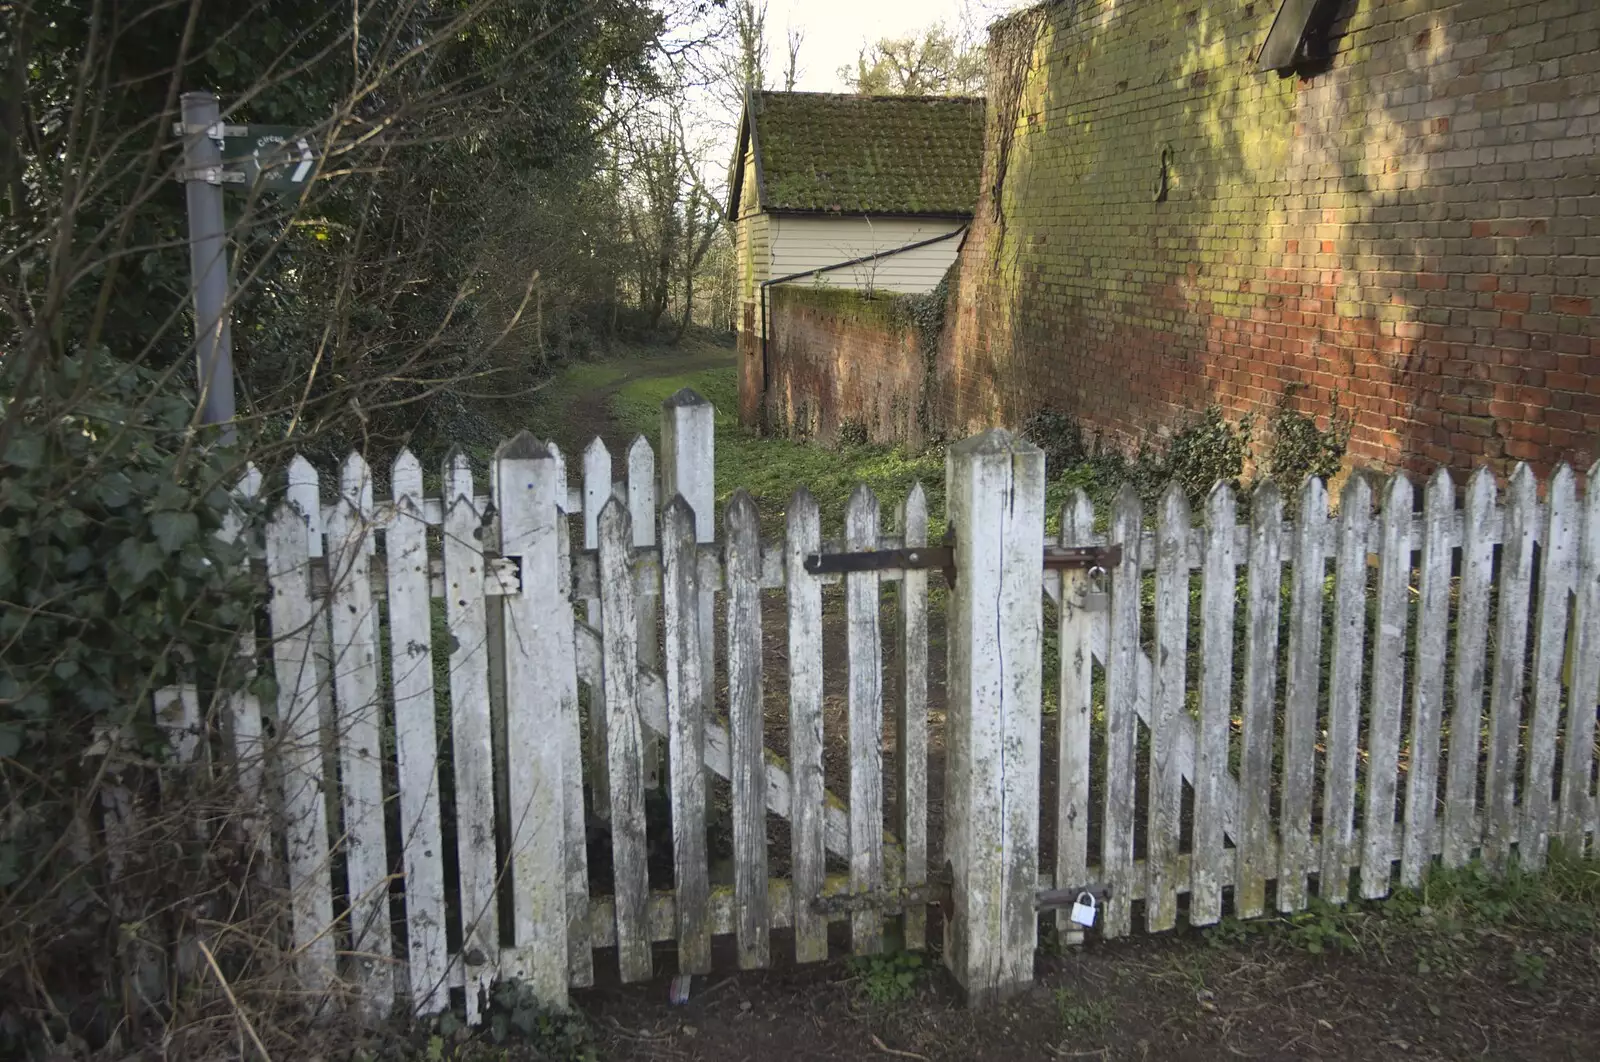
[[545, 344, 734, 457]]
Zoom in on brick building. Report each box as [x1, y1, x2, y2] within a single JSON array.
[[934, 0, 1600, 475]]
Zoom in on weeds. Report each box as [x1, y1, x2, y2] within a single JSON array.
[[1054, 987, 1112, 1032], [847, 951, 926, 1006]]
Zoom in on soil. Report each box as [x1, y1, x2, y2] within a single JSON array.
[[578, 921, 1600, 1061], [553, 349, 1600, 1062]]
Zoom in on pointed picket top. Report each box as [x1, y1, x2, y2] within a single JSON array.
[[1298, 473, 1327, 525], [1383, 469, 1414, 513], [237, 462, 263, 500], [599, 492, 631, 536], [663, 387, 711, 409], [544, 439, 570, 513], [1112, 478, 1141, 519], [1160, 479, 1190, 529], [339, 452, 375, 554], [1549, 462, 1577, 506], [442, 447, 474, 503], [1425, 464, 1454, 507], [1204, 478, 1235, 524], [496, 430, 549, 462], [585, 435, 612, 464], [390, 448, 420, 493], [904, 481, 928, 525], [221, 463, 264, 544], [627, 434, 654, 472], [664, 492, 698, 534], [1250, 476, 1282, 520], [950, 426, 1025, 457], [284, 453, 322, 555], [1063, 487, 1095, 542], [1338, 468, 1372, 516], [340, 451, 373, 509], [726, 487, 761, 528], [846, 482, 880, 524], [1508, 461, 1537, 506]]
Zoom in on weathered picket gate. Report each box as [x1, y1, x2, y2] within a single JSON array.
[[222, 390, 1600, 1019]]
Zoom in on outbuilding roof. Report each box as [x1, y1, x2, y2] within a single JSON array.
[[728, 91, 986, 218]]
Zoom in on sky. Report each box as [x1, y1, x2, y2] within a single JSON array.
[[762, 0, 1030, 93], [670, 0, 1032, 191]]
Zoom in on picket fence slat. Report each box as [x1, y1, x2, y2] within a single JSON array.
[[1147, 484, 1188, 932], [327, 454, 393, 1016], [1237, 482, 1282, 919], [626, 436, 661, 793], [550, 445, 593, 988], [896, 483, 930, 952], [1321, 475, 1370, 903], [597, 498, 652, 982], [388, 447, 457, 1010], [1526, 465, 1578, 868], [1486, 465, 1537, 868], [223, 465, 269, 869], [662, 498, 712, 973], [1280, 477, 1326, 911], [785, 489, 829, 963], [1191, 482, 1236, 925], [1360, 476, 1412, 898], [661, 391, 717, 722], [1401, 469, 1453, 888], [583, 438, 612, 821], [265, 499, 336, 1003], [1444, 468, 1496, 867], [845, 485, 886, 954], [437, 452, 493, 1019], [1561, 461, 1600, 851], [1056, 490, 1096, 938], [496, 435, 569, 1002], [1103, 484, 1141, 938], [726, 490, 771, 968]]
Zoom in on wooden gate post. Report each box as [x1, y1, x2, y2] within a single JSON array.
[[661, 389, 716, 712], [943, 429, 1046, 1006]]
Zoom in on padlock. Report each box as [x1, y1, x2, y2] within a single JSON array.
[[1076, 566, 1109, 613], [1069, 891, 1098, 928]]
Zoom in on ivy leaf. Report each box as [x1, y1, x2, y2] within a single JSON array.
[[153, 511, 199, 553], [3, 435, 43, 470]]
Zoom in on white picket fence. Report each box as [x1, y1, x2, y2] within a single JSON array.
[[208, 393, 1600, 1017]]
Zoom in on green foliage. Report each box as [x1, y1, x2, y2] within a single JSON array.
[[847, 950, 926, 1006], [1163, 406, 1253, 507], [607, 365, 946, 536], [0, 352, 254, 762], [483, 980, 596, 1060], [1054, 988, 1112, 1032], [0, 352, 258, 1052], [1267, 387, 1351, 499]]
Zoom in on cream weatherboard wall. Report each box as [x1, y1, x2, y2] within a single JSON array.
[[767, 216, 965, 296]]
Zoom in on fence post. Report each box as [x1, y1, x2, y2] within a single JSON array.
[[661, 389, 716, 714], [943, 429, 1045, 1006]]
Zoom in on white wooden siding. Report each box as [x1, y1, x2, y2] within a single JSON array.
[[768, 215, 963, 295]]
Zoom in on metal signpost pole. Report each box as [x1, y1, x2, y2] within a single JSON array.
[[179, 90, 237, 442]]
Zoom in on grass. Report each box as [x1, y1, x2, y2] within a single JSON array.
[[1206, 847, 1600, 971], [608, 365, 946, 536]]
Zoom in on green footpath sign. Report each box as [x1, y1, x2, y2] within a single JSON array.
[[220, 125, 318, 193]]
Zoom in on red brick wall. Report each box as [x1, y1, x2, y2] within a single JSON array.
[[764, 287, 927, 445], [939, 0, 1600, 477]]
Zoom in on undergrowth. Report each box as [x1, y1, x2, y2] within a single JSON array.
[[1206, 850, 1600, 978]]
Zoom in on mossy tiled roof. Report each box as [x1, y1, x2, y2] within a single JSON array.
[[742, 92, 985, 216]]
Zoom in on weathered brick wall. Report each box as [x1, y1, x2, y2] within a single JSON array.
[[940, 0, 1600, 476], [765, 287, 928, 445]]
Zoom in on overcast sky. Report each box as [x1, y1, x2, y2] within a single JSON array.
[[764, 0, 1030, 93]]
